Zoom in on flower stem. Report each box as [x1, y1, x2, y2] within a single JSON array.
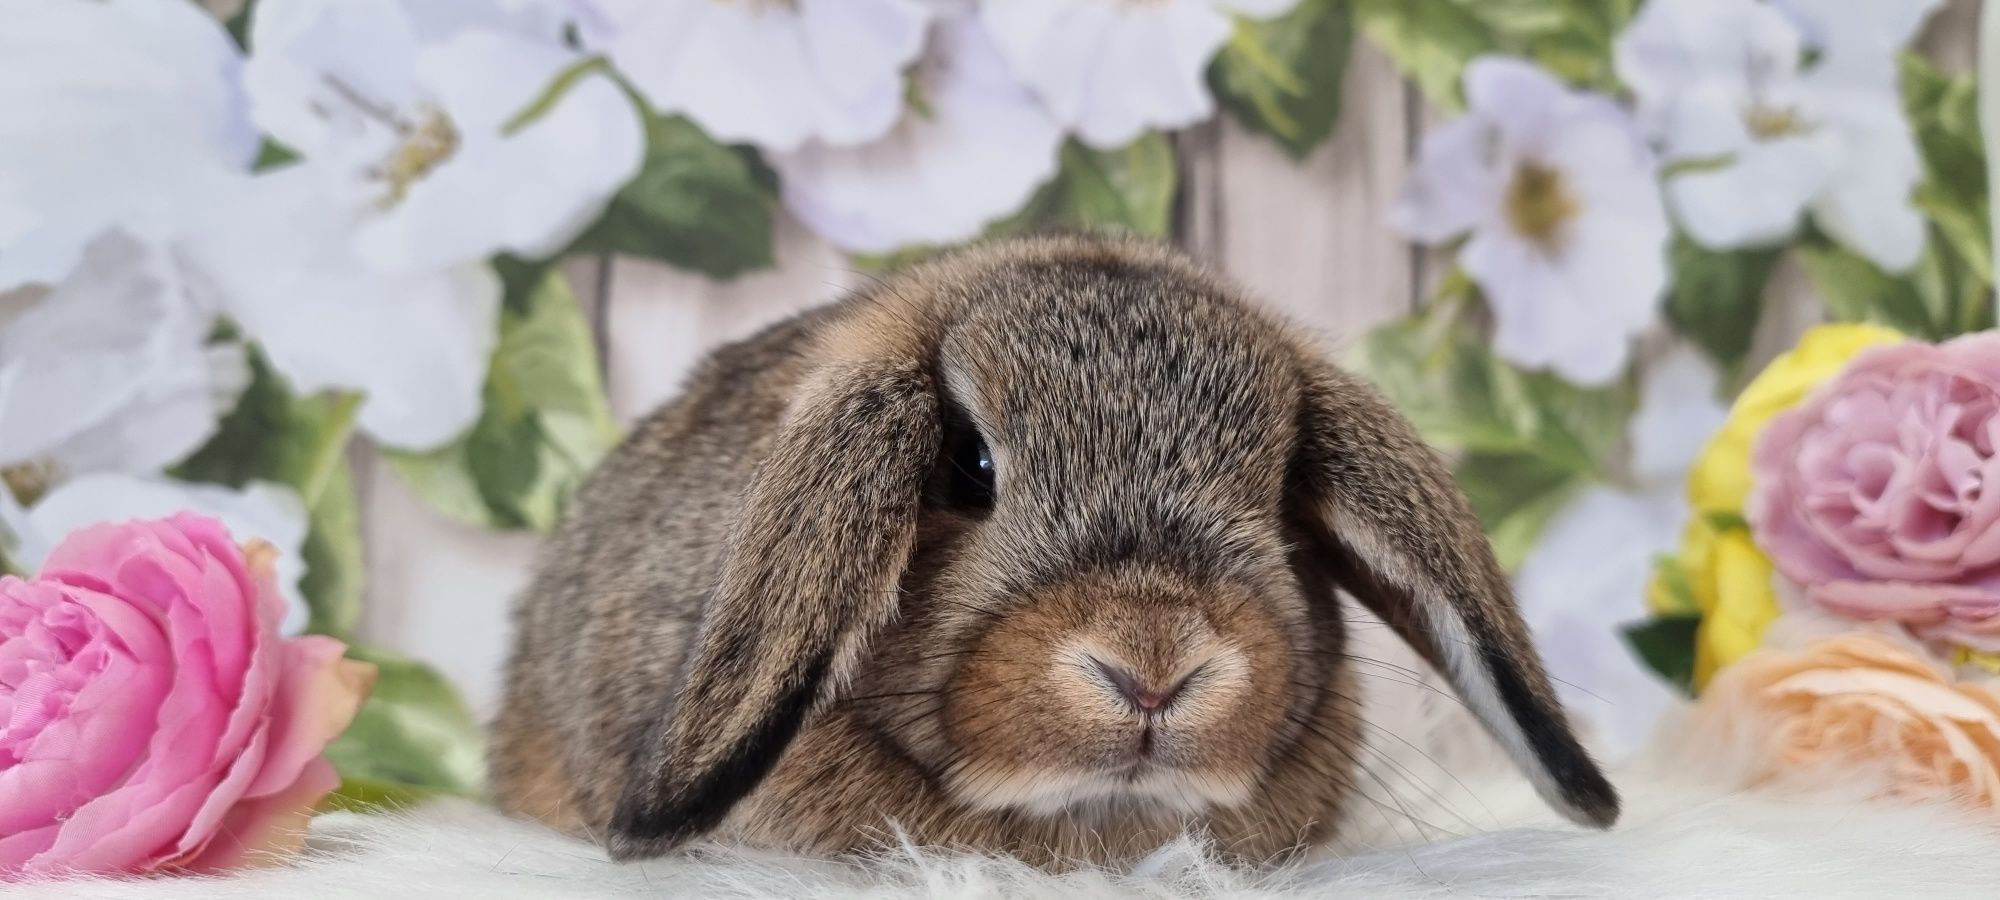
[[301, 392, 363, 507], [503, 56, 614, 137]]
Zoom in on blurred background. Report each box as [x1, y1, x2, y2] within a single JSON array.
[[2, 0, 1990, 801]]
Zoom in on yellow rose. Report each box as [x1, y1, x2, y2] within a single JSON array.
[[1651, 323, 1903, 689]]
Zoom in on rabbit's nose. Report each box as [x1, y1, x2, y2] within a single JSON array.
[[1089, 657, 1190, 713]]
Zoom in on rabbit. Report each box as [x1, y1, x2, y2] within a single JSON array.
[[489, 234, 1618, 867]]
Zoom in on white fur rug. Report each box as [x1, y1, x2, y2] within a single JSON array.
[[21, 635, 2000, 898]]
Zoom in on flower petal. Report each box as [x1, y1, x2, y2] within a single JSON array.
[[180, 170, 501, 450], [772, 14, 1064, 253], [0, 0, 256, 289], [352, 32, 645, 272], [0, 234, 228, 478]]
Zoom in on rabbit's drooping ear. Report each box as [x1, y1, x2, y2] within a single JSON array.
[[1293, 366, 1620, 829], [607, 360, 941, 860]]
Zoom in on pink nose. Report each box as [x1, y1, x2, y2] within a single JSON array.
[[1091, 658, 1182, 712]]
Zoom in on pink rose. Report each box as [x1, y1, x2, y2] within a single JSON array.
[[1750, 334, 2000, 649], [0, 515, 374, 878]]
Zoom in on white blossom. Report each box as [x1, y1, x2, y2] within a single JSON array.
[[1391, 57, 1671, 386], [0, 234, 242, 485], [1615, 0, 1942, 270], [0, 0, 259, 289], [981, 0, 1300, 150], [588, 0, 930, 153], [770, 13, 1064, 253], [244, 0, 645, 274]]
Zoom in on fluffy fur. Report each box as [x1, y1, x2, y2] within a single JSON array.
[[28, 693, 2000, 899]]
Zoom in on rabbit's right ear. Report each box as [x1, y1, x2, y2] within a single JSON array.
[[1290, 363, 1620, 830], [607, 355, 940, 861]]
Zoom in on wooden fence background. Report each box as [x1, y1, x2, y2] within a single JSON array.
[[352, 2, 1985, 716]]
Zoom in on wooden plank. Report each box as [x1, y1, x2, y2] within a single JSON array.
[[601, 217, 857, 422], [1177, 42, 1419, 345]]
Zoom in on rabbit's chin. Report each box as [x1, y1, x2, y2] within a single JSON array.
[[944, 763, 1261, 817]]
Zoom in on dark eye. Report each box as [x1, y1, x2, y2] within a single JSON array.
[[937, 424, 997, 512]]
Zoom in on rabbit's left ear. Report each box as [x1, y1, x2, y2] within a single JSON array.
[[1291, 364, 1620, 829], [608, 358, 941, 860]]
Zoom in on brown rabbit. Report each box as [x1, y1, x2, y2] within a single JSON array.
[[490, 235, 1617, 866]]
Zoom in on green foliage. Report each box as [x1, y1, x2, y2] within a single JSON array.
[[1354, 0, 1636, 108], [388, 261, 620, 532], [1800, 229, 1994, 340], [1208, 0, 1354, 160], [1457, 452, 1587, 571], [1348, 309, 1631, 570], [569, 114, 775, 279], [172, 353, 366, 637], [1808, 57, 1997, 340], [1665, 236, 1780, 382], [999, 136, 1179, 239], [323, 648, 486, 807], [1623, 613, 1699, 694], [1904, 55, 1990, 286], [1349, 313, 1630, 473]]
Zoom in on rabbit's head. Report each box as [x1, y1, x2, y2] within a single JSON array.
[[608, 236, 1616, 859]]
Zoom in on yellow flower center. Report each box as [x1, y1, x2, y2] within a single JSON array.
[[1, 459, 54, 507], [1503, 161, 1578, 250], [1744, 103, 1812, 141], [375, 107, 460, 209]]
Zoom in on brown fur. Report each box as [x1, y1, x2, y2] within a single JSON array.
[[490, 235, 1616, 867]]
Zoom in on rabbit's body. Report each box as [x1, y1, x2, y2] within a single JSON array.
[[493, 237, 1616, 866]]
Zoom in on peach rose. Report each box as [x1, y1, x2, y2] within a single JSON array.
[[0, 515, 375, 878], [1693, 633, 2000, 808]]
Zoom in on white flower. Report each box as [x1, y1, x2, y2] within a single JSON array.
[[245, 0, 646, 273], [1514, 485, 1685, 758], [590, 0, 930, 152], [0, 474, 312, 636], [182, 170, 503, 451], [1390, 57, 1671, 386], [168, 0, 649, 450], [1614, 0, 1941, 271], [0, 234, 243, 485], [1513, 348, 1726, 757], [981, 0, 1298, 150], [0, 0, 259, 289], [770, 14, 1064, 253]]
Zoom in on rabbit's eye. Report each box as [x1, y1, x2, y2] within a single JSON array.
[[939, 427, 996, 512]]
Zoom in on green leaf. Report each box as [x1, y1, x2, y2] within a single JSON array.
[[1208, 0, 1355, 160], [1702, 510, 1750, 533], [1649, 554, 1699, 616], [568, 114, 774, 278], [1664, 235, 1780, 380], [1798, 229, 1992, 339], [1623, 614, 1700, 695], [1347, 314, 1631, 474], [1456, 452, 1588, 571], [993, 136, 1179, 239], [387, 263, 621, 532], [1903, 54, 1991, 287], [299, 458, 365, 636], [172, 352, 366, 636], [324, 648, 486, 802], [1354, 0, 1634, 108]]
